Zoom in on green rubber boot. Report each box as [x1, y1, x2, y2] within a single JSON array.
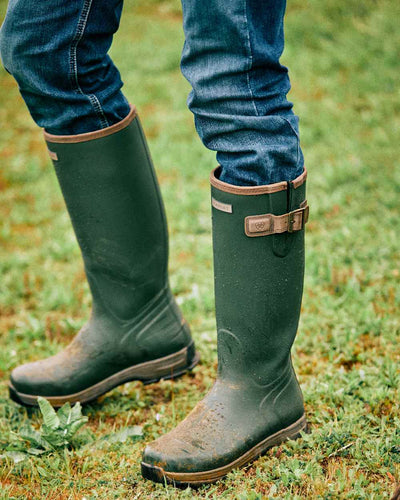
[[141, 167, 309, 485], [9, 107, 199, 407]]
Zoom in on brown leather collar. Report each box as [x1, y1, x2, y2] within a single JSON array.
[[44, 105, 137, 144], [210, 166, 307, 195]]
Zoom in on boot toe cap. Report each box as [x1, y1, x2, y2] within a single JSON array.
[[10, 359, 58, 396], [142, 436, 209, 474], [141, 411, 237, 474]]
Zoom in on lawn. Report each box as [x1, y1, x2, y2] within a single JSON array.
[[0, 0, 399, 498]]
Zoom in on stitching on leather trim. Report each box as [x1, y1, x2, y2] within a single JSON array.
[[210, 167, 307, 195], [43, 105, 137, 144]]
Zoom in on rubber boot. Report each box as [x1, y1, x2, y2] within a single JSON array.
[[141, 167, 309, 485], [9, 106, 199, 407]]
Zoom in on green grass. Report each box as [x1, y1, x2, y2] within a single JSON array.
[[1, 0, 400, 498]]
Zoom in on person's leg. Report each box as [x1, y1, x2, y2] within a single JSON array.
[[0, 0, 130, 134], [180, 0, 303, 186], [1, 0, 198, 406], [141, 0, 308, 485]]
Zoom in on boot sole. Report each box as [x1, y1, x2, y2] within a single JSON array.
[[141, 414, 307, 486], [8, 343, 200, 408]]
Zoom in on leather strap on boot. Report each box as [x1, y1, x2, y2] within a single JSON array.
[[210, 167, 309, 237], [244, 201, 309, 237]]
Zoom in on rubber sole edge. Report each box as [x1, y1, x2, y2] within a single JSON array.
[[141, 414, 308, 487], [9, 343, 200, 408]]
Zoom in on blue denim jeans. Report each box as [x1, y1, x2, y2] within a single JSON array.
[[0, 0, 303, 186]]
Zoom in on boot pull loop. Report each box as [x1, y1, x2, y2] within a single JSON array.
[[287, 180, 295, 212]]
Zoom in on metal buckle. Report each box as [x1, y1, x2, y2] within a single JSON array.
[[287, 206, 308, 233], [287, 209, 297, 233]]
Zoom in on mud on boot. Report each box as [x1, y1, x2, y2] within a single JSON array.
[[9, 107, 199, 407], [142, 167, 309, 485]]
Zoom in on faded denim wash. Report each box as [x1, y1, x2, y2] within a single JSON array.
[[0, 0, 303, 185]]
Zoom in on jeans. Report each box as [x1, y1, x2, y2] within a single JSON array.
[[0, 0, 303, 186]]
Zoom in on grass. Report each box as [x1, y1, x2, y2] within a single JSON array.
[[0, 0, 400, 498]]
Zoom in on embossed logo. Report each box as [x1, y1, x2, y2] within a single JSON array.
[[211, 198, 232, 213], [246, 215, 272, 236]]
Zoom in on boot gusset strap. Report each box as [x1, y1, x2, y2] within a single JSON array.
[[245, 202, 309, 237]]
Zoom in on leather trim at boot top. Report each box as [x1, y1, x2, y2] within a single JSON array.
[[210, 166, 307, 194], [44, 105, 137, 144]]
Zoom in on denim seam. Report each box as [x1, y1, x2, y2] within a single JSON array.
[[243, 0, 259, 117], [69, 0, 109, 129], [282, 117, 301, 168]]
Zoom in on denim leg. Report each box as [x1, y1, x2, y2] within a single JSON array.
[[0, 0, 130, 134], [181, 0, 304, 186]]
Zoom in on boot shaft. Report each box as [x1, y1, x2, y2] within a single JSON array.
[[140, 169, 309, 483], [45, 108, 169, 319], [210, 168, 308, 382]]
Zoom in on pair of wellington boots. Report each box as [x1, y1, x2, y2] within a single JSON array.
[[9, 105, 309, 486]]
